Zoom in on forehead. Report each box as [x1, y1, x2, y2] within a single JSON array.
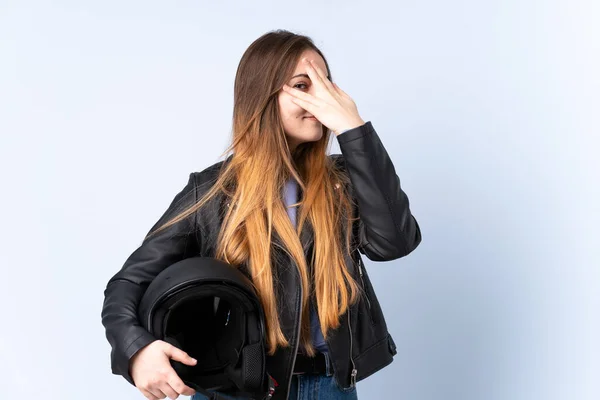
[[292, 49, 328, 74]]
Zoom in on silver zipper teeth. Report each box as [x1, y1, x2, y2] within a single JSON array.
[[285, 268, 303, 400], [348, 306, 357, 388]]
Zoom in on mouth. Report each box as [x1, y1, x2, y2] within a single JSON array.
[[304, 116, 318, 121]]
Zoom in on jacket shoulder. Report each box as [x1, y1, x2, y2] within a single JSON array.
[[191, 157, 231, 188]]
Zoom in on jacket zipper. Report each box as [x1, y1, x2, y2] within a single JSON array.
[[347, 306, 358, 388], [284, 261, 303, 400]]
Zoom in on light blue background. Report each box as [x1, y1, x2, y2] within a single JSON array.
[[1, 1, 598, 399]]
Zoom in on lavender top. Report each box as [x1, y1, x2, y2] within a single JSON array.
[[281, 128, 351, 353], [283, 176, 329, 353]]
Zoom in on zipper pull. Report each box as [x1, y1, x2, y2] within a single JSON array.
[[358, 259, 363, 277], [350, 368, 357, 387]]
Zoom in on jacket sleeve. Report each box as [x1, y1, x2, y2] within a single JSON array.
[[100, 172, 201, 386], [336, 121, 422, 261]]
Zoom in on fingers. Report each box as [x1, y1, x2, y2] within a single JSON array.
[[332, 82, 349, 99], [329, 81, 345, 103], [141, 387, 163, 400], [307, 59, 336, 94], [139, 372, 194, 400], [133, 341, 197, 400], [165, 344, 198, 366], [158, 381, 181, 400], [140, 388, 159, 400], [290, 96, 316, 114], [169, 373, 197, 397], [163, 345, 197, 395], [282, 84, 321, 108]]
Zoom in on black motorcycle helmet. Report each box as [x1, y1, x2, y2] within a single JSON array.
[[138, 257, 277, 400]]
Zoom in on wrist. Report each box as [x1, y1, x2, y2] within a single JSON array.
[[335, 118, 366, 136]]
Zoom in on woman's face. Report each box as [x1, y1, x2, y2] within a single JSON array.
[[278, 49, 329, 152]]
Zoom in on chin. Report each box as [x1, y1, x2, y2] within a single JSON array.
[[288, 128, 323, 146]]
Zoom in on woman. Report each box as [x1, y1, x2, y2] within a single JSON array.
[[101, 29, 422, 400]]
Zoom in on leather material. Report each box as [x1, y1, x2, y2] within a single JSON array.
[[137, 257, 270, 399], [101, 121, 422, 399], [293, 352, 328, 375]]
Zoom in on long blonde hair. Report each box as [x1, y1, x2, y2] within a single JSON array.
[[146, 29, 361, 356]]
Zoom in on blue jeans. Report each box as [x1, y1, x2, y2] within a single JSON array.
[[287, 373, 358, 400], [191, 354, 358, 399]]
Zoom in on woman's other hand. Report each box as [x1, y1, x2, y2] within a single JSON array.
[[129, 340, 198, 400]]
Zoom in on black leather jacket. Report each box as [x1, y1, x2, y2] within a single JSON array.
[[101, 121, 422, 399]]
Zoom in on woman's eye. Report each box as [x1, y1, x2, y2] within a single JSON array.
[[294, 83, 308, 90]]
